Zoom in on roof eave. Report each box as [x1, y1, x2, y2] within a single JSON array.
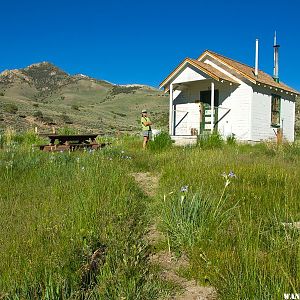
[[198, 50, 257, 84], [255, 81, 300, 96], [159, 58, 222, 91]]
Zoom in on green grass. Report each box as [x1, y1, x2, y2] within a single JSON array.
[[0, 133, 170, 299], [153, 143, 300, 299], [1, 131, 300, 299]]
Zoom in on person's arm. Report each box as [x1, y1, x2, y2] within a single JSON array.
[[141, 117, 152, 126], [146, 118, 152, 126]]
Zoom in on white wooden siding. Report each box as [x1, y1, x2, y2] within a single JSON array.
[[217, 83, 252, 140], [173, 65, 207, 84], [281, 96, 295, 142], [174, 103, 200, 135], [251, 88, 295, 142], [168, 56, 296, 142]]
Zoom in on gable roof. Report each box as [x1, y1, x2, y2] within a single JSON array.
[[198, 50, 299, 95], [160, 50, 299, 96], [159, 57, 239, 89]]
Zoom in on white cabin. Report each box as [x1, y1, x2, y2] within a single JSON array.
[[160, 50, 299, 144]]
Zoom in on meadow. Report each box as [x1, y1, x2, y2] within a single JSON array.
[[0, 130, 300, 299]]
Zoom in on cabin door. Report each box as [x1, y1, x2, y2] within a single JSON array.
[[199, 90, 219, 133]]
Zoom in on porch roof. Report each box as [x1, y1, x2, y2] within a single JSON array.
[[159, 58, 239, 91], [172, 78, 229, 91]]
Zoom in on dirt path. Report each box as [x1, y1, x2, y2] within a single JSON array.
[[131, 172, 217, 300], [131, 172, 159, 197]]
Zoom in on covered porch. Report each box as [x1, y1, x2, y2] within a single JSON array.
[[169, 78, 235, 142]]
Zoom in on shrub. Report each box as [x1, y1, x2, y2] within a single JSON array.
[[0, 92, 4, 96], [111, 111, 126, 117], [71, 104, 80, 111], [226, 134, 237, 145], [42, 116, 55, 125], [197, 132, 224, 149], [33, 110, 43, 119], [3, 103, 18, 114], [57, 127, 77, 135], [60, 114, 73, 124], [148, 131, 172, 151], [32, 103, 39, 107]]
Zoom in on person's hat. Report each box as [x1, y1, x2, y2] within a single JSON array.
[[142, 109, 147, 113]]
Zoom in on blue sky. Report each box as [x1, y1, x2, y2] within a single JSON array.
[[0, 0, 299, 90]]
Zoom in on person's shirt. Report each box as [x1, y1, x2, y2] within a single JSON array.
[[141, 116, 151, 131]]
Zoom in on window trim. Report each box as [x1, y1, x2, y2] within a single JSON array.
[[271, 94, 281, 128]]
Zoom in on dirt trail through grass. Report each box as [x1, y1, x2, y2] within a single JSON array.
[[131, 172, 217, 300]]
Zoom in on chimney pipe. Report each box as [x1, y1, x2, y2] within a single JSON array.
[[273, 31, 280, 83], [255, 39, 259, 77]]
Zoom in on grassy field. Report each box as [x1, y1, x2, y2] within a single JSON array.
[[0, 130, 300, 299]]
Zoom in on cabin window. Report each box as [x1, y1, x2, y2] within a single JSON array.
[[271, 94, 281, 127]]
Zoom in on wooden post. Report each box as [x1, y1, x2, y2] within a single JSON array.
[[34, 126, 38, 134], [169, 83, 174, 136], [169, 84, 173, 135], [277, 128, 283, 144], [51, 126, 56, 134], [211, 82, 215, 133]]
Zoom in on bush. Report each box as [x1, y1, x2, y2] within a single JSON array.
[[32, 103, 39, 107], [226, 134, 237, 145], [3, 103, 18, 114], [0, 92, 4, 96], [197, 132, 224, 149], [33, 110, 43, 119], [12, 131, 46, 146], [42, 116, 55, 125], [71, 104, 80, 111], [60, 114, 73, 124], [148, 131, 172, 151], [57, 127, 77, 135]]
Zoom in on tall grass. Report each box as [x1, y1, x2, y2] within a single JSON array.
[[156, 142, 300, 299], [148, 131, 173, 152], [0, 134, 167, 299], [1, 132, 300, 299]]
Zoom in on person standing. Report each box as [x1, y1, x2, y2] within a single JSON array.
[[141, 109, 152, 149]]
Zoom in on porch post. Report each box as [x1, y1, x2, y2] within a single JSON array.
[[169, 83, 174, 135], [211, 81, 215, 133]]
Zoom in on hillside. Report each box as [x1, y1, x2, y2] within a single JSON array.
[[0, 62, 169, 134]]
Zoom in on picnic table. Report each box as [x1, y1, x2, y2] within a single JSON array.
[[39, 134, 107, 152]]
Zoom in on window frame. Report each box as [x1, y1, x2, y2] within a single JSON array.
[[271, 94, 281, 128]]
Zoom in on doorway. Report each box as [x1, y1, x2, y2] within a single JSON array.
[[199, 90, 219, 133]]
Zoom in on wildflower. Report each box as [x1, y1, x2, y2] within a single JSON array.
[[81, 166, 85, 171], [228, 171, 236, 178], [180, 185, 189, 193], [121, 150, 125, 154], [221, 171, 237, 187]]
